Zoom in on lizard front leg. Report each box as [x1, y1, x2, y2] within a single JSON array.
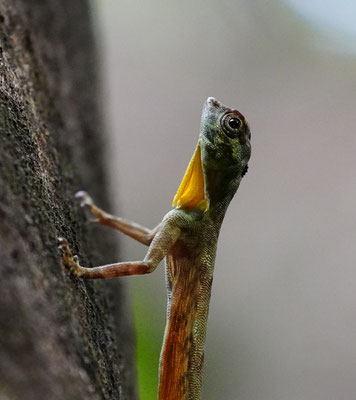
[[58, 218, 180, 279], [75, 190, 160, 246]]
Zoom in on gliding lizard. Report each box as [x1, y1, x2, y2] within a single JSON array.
[[58, 97, 251, 400]]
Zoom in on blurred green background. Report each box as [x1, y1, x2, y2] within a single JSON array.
[[92, 1, 356, 399]]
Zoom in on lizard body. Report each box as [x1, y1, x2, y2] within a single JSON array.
[[59, 97, 251, 399]]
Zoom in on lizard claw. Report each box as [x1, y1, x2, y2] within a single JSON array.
[[75, 191, 99, 223], [57, 237, 83, 276], [75, 190, 94, 208], [73, 255, 80, 263], [57, 237, 72, 257]]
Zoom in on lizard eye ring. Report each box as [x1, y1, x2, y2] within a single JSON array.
[[221, 113, 242, 138]]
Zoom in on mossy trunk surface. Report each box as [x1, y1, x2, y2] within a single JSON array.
[[0, 1, 137, 399]]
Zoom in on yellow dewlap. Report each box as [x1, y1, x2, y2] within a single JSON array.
[[172, 141, 208, 211]]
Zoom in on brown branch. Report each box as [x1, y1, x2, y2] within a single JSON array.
[[0, 1, 137, 399]]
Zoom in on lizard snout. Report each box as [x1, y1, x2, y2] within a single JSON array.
[[206, 97, 221, 107]]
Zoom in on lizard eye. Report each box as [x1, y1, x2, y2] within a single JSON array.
[[221, 113, 242, 138], [227, 118, 241, 130]]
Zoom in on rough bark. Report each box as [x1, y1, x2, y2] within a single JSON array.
[[0, 1, 136, 399]]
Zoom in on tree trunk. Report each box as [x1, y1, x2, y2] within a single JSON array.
[[0, 1, 137, 399]]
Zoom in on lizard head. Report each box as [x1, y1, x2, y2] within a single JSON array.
[[172, 97, 251, 212]]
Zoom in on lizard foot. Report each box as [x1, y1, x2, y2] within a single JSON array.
[[75, 190, 94, 207], [75, 190, 100, 222], [57, 237, 84, 277]]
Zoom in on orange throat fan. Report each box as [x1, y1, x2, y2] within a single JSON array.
[[172, 140, 209, 211]]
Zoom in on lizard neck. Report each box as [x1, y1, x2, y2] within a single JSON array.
[[205, 167, 241, 224]]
